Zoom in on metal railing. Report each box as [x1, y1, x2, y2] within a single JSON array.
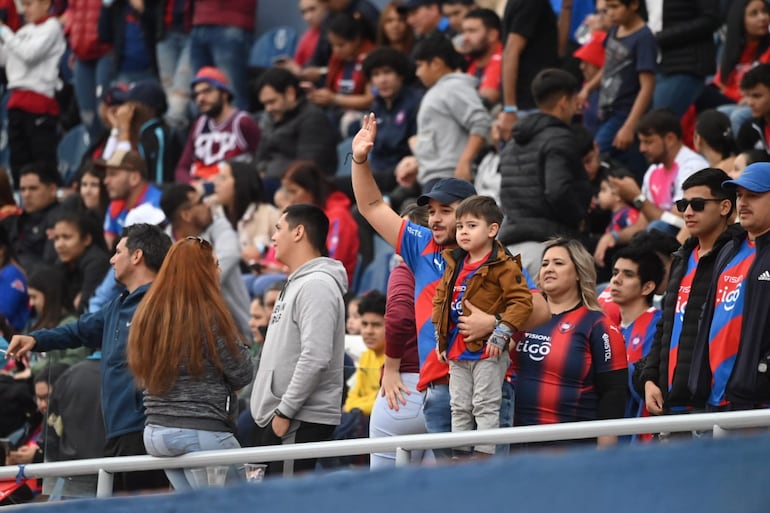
[[2, 409, 770, 498]]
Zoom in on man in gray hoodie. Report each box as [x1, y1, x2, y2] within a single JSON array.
[[250, 204, 348, 476], [395, 33, 491, 192]]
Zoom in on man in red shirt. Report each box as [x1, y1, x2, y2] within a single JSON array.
[[462, 8, 502, 107]]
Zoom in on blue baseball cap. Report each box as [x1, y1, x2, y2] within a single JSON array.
[[417, 178, 476, 206], [723, 162, 770, 193]]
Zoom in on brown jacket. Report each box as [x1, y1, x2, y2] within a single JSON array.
[[432, 241, 533, 353]]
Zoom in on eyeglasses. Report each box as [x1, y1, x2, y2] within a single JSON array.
[[674, 197, 724, 212], [185, 236, 212, 249]]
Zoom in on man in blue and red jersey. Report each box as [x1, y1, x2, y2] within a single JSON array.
[[350, 113, 549, 453], [609, 246, 663, 420], [689, 162, 770, 412], [642, 168, 740, 417], [98, 149, 164, 250]]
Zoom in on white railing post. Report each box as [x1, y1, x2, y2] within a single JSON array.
[[96, 468, 114, 497], [395, 447, 410, 467]]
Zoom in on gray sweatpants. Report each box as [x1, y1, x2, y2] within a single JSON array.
[[448, 353, 511, 454]]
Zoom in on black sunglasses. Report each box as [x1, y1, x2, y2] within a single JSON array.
[[674, 197, 723, 212], [185, 236, 212, 248]]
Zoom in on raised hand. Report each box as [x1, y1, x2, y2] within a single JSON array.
[[351, 113, 377, 163]]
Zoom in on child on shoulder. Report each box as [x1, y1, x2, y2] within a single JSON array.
[[432, 195, 532, 456]]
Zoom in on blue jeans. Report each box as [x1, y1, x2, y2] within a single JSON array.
[[422, 383, 452, 459], [189, 25, 252, 111], [717, 103, 753, 137], [74, 54, 114, 140], [653, 73, 706, 118], [595, 111, 649, 181], [143, 424, 242, 491], [156, 30, 193, 129]]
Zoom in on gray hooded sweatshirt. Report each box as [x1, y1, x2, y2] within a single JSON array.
[[250, 257, 348, 428], [414, 72, 492, 185]]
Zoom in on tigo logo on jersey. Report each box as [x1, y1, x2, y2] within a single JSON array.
[[516, 333, 551, 362]]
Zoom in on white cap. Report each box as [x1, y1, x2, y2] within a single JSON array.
[[124, 203, 167, 227]]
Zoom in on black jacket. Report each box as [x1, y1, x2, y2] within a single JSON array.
[[498, 112, 592, 245], [255, 99, 339, 178], [641, 223, 744, 410], [656, 0, 721, 78], [1, 202, 61, 275], [689, 229, 770, 408], [736, 117, 768, 154]]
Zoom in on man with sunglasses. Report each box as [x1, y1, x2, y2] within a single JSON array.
[[689, 162, 770, 413], [642, 168, 741, 418]]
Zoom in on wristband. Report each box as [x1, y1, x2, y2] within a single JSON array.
[[610, 230, 620, 243], [274, 408, 290, 420], [633, 194, 646, 210], [503, 105, 518, 113]]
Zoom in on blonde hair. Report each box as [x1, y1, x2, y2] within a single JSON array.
[[537, 237, 601, 311]]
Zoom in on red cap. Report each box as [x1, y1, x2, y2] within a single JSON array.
[[573, 30, 606, 68], [191, 66, 233, 96]]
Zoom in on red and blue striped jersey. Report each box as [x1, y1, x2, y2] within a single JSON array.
[[512, 305, 627, 426], [396, 220, 451, 390], [707, 237, 756, 407], [622, 307, 661, 418], [608, 206, 639, 233], [446, 255, 487, 361], [668, 248, 699, 391]]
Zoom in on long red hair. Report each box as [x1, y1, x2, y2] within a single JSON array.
[[128, 238, 243, 395]]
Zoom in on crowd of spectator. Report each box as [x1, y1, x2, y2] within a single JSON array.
[[2, 0, 770, 503]]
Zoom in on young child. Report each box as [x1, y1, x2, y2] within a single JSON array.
[[0, 0, 66, 186], [597, 169, 640, 242], [432, 196, 532, 456], [343, 291, 387, 419], [596, 0, 656, 168]]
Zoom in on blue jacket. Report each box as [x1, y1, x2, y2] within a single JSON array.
[[369, 86, 422, 173], [689, 230, 770, 408], [33, 283, 151, 439]]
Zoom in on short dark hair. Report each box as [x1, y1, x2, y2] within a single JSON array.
[[328, 12, 366, 41], [636, 108, 682, 139], [531, 68, 579, 109], [256, 67, 301, 95], [122, 223, 172, 273], [682, 167, 736, 218], [454, 195, 503, 226], [740, 62, 770, 90], [20, 161, 62, 187], [463, 8, 501, 33], [627, 230, 680, 260], [283, 204, 329, 256], [160, 183, 196, 221], [739, 148, 770, 167], [358, 290, 386, 316], [362, 47, 413, 81], [613, 246, 664, 305], [413, 33, 465, 71]]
